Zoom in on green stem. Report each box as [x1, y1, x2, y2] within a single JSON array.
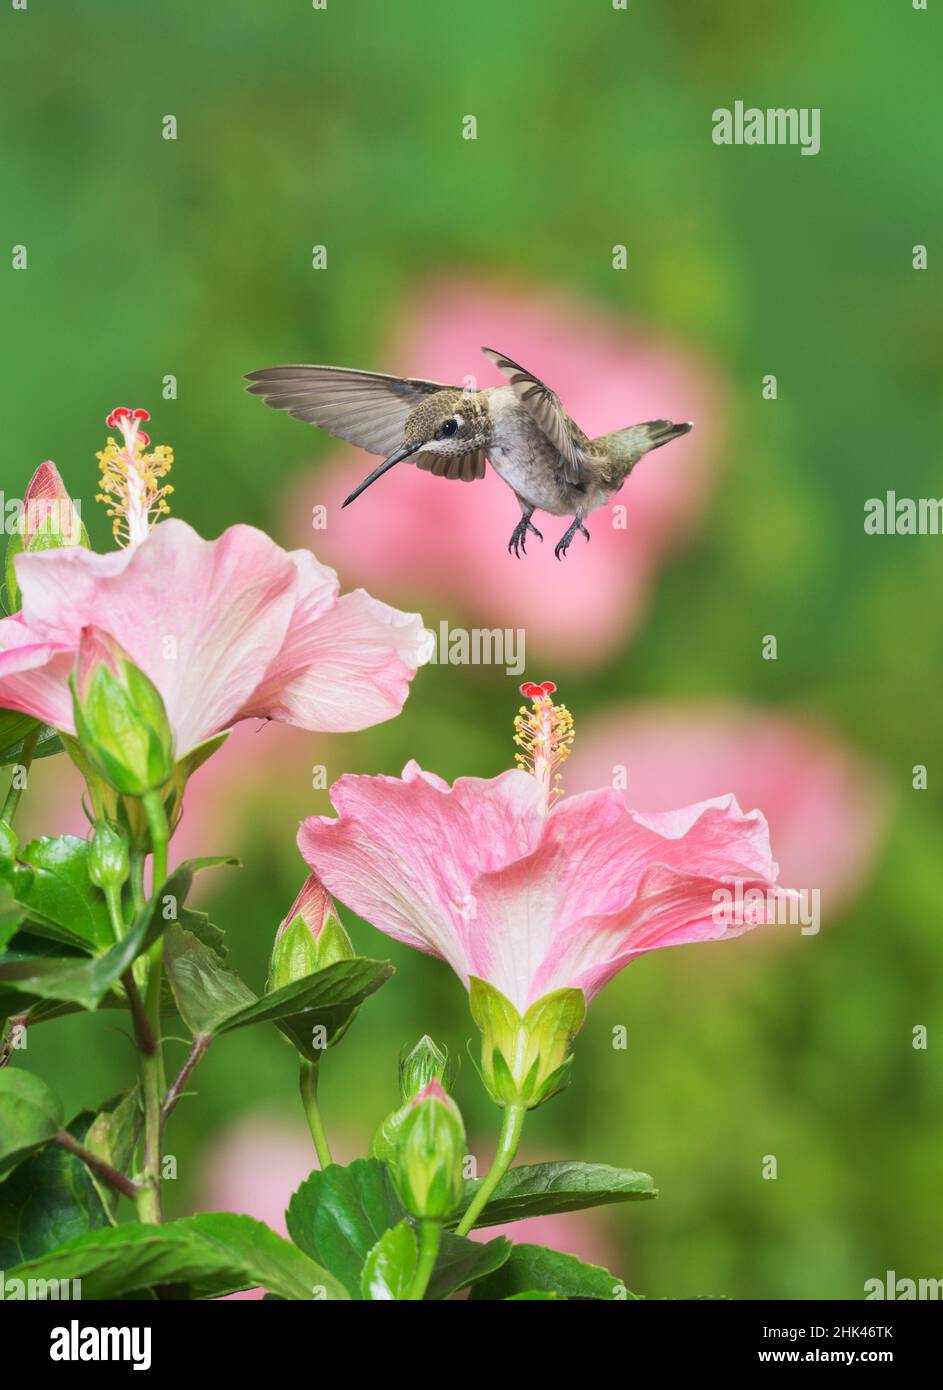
[[408, 1220, 442, 1301], [455, 1102, 527, 1237], [129, 848, 147, 915], [135, 790, 171, 1225], [299, 1058, 333, 1168], [104, 884, 124, 945], [2, 725, 40, 823]]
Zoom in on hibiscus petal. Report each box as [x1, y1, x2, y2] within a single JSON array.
[[252, 588, 433, 732], [0, 616, 75, 730], [16, 520, 298, 756], [298, 766, 548, 985]]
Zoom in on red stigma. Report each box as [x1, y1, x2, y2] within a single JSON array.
[[519, 679, 557, 699]]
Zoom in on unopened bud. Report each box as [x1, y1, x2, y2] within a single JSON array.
[[5, 462, 88, 612], [70, 626, 175, 798], [267, 874, 354, 991], [399, 1034, 449, 1103], [392, 1079, 466, 1223], [87, 821, 130, 892]]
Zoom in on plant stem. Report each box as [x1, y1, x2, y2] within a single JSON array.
[[2, 725, 40, 823], [299, 1058, 333, 1168], [455, 1102, 527, 1237], [136, 790, 171, 1225], [163, 1034, 211, 1120], [121, 970, 155, 1056], [129, 848, 147, 915], [104, 884, 124, 945], [408, 1220, 442, 1301], [54, 1130, 140, 1202]]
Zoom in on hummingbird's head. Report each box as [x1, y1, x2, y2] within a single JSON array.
[[402, 389, 486, 457], [342, 389, 488, 508]]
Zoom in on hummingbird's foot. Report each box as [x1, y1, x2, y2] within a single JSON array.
[[554, 518, 590, 560], [507, 517, 544, 558]]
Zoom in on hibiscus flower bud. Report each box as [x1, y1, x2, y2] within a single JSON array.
[[5, 461, 88, 612], [370, 1036, 451, 1164], [392, 1079, 466, 1223], [70, 626, 175, 798], [469, 977, 587, 1110], [267, 875, 355, 992], [399, 1034, 450, 1103], [87, 821, 130, 892]]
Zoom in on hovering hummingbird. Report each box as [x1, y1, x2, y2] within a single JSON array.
[[245, 348, 693, 559]]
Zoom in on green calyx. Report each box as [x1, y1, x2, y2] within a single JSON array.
[[392, 1084, 466, 1223], [469, 977, 587, 1110], [70, 660, 175, 799], [267, 912, 355, 994]]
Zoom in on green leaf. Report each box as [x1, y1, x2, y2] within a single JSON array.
[[163, 924, 256, 1035], [0, 712, 62, 766], [0, 1069, 63, 1179], [0, 1110, 110, 1263], [469, 1243, 636, 1301], [427, 1231, 511, 1300], [216, 957, 394, 1054], [456, 1161, 657, 1227], [176, 908, 227, 959], [287, 1158, 508, 1300], [0, 862, 196, 1011], [5, 1211, 348, 1300], [506, 1289, 562, 1299], [287, 1158, 403, 1298], [14, 835, 116, 952], [360, 1219, 417, 1300], [83, 1089, 142, 1222]]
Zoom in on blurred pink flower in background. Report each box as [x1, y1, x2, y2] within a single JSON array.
[[281, 277, 724, 667], [195, 1112, 619, 1298], [567, 702, 888, 914]]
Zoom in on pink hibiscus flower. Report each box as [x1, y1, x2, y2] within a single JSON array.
[[281, 277, 724, 667], [298, 685, 787, 1017], [0, 413, 433, 762]]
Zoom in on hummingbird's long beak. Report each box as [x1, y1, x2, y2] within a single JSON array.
[[342, 441, 424, 507]]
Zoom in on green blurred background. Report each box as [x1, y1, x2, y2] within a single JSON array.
[[2, 0, 941, 1299]]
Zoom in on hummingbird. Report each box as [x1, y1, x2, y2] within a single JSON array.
[[245, 347, 693, 559]]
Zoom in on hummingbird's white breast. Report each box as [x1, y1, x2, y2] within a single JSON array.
[[485, 387, 576, 515]]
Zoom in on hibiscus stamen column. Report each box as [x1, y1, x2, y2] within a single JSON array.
[[96, 408, 174, 547], [457, 681, 581, 1237]]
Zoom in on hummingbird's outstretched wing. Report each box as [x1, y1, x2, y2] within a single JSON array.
[[245, 364, 459, 458], [481, 347, 587, 486]]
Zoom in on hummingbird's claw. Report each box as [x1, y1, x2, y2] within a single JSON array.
[[554, 518, 590, 560], [507, 517, 544, 559]]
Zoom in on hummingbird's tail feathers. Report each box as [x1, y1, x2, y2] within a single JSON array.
[[637, 419, 695, 450], [595, 419, 694, 477]]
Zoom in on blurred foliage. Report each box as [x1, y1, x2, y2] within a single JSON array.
[[2, 0, 941, 1299]]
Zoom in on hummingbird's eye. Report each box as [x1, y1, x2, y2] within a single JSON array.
[[440, 418, 458, 437]]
